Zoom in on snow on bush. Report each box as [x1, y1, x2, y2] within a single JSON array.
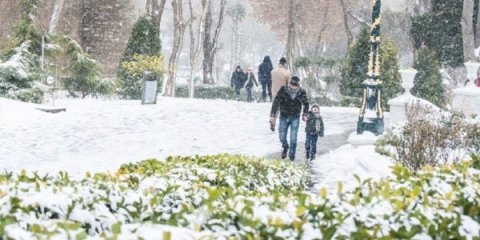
[[376, 103, 480, 172], [0, 154, 479, 239], [0, 41, 45, 103]]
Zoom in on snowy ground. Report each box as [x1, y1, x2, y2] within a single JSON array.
[[0, 97, 392, 191]]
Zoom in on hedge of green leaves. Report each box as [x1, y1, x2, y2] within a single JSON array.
[[175, 85, 263, 101], [0, 154, 479, 239]]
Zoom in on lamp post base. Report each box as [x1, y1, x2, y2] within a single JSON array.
[[357, 117, 384, 136]]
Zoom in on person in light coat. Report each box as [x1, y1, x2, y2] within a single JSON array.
[[269, 57, 292, 131], [271, 57, 292, 100]]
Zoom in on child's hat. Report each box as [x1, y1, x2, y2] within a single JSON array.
[[311, 103, 320, 110]]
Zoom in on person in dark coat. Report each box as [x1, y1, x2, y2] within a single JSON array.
[[269, 76, 309, 161], [258, 55, 274, 102], [305, 103, 324, 161], [244, 66, 258, 102], [231, 65, 247, 100]]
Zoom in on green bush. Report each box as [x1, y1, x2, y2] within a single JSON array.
[[310, 96, 339, 107], [118, 16, 162, 99], [412, 47, 446, 108], [338, 96, 362, 107], [175, 85, 248, 100], [1, 154, 480, 239], [411, 1, 464, 67]]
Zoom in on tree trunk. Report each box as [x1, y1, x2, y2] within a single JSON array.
[[313, 0, 330, 56], [187, 0, 205, 98], [475, 0, 480, 48], [236, 26, 242, 66], [165, 0, 187, 97], [230, 18, 238, 70], [462, 0, 476, 61], [339, 0, 353, 47], [202, 0, 213, 84], [202, 0, 227, 84], [414, 0, 432, 15], [146, 0, 167, 28], [285, 0, 296, 73]]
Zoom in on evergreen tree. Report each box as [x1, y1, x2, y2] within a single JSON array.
[[412, 47, 446, 108], [55, 35, 107, 98], [118, 16, 162, 99], [14, 0, 42, 56], [340, 27, 370, 98], [380, 39, 402, 111], [411, 0, 464, 67], [340, 27, 402, 110], [0, 0, 44, 103]]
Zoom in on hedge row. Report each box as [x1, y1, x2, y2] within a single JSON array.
[[0, 154, 479, 239]]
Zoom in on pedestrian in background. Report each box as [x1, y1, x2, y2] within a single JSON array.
[[244, 66, 258, 102], [258, 55, 273, 102], [231, 65, 247, 101]]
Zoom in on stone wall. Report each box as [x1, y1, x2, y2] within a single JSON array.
[[0, 1, 21, 49], [80, 0, 135, 77], [0, 0, 135, 78]]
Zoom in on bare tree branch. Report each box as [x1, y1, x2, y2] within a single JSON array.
[[347, 10, 370, 28]]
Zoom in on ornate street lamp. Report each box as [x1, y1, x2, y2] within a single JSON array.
[[357, 0, 384, 135]]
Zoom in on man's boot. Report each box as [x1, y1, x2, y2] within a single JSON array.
[[281, 146, 288, 159], [306, 152, 310, 159]]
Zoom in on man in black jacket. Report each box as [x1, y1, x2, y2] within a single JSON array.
[[269, 76, 309, 161]]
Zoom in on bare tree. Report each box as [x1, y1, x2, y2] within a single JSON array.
[[227, 3, 246, 70], [462, 0, 476, 61], [201, 0, 227, 84], [313, 0, 331, 56], [187, 0, 206, 98], [146, 0, 167, 29], [285, 0, 298, 73], [165, 0, 187, 97], [339, 0, 353, 47], [251, 0, 345, 60], [475, 0, 480, 48]]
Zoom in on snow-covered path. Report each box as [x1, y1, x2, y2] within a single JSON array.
[[0, 97, 392, 191]]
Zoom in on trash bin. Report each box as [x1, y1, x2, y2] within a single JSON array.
[[141, 71, 158, 104]]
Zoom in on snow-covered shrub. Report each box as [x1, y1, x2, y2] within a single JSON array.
[[376, 104, 480, 172], [1, 155, 480, 239], [0, 42, 44, 103], [0, 154, 308, 238], [175, 84, 236, 100]]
